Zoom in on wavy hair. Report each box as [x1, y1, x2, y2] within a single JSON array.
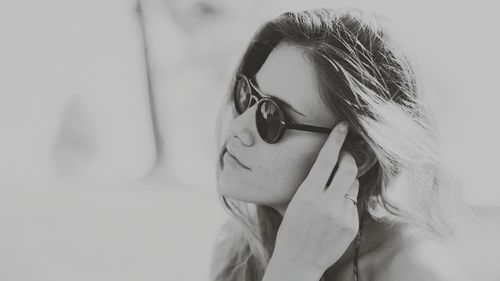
[[212, 7, 461, 281]]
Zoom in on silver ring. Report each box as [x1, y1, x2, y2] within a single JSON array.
[[344, 194, 357, 205]]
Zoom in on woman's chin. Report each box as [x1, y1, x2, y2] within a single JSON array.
[[217, 180, 249, 202], [217, 178, 262, 204]]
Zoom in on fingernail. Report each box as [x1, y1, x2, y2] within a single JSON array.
[[338, 121, 348, 133]]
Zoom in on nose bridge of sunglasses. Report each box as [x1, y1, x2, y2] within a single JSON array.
[[249, 94, 260, 108]]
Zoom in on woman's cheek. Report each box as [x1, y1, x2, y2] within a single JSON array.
[[272, 157, 315, 196]]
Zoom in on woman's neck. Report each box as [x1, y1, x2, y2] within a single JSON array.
[[335, 215, 393, 266]]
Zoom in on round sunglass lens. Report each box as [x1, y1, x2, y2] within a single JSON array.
[[256, 99, 284, 143], [234, 77, 252, 114]]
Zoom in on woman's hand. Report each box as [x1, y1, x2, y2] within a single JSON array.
[[268, 121, 360, 277]]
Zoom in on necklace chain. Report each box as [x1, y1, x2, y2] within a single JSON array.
[[353, 214, 364, 281], [318, 213, 364, 281]]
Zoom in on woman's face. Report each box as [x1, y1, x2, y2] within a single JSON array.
[[217, 42, 338, 211]]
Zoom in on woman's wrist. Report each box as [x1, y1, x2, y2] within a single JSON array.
[[262, 254, 325, 281]]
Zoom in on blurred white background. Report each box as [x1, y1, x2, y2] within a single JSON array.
[[0, 0, 499, 280]]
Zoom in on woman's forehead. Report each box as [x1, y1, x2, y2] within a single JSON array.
[[254, 42, 336, 126]]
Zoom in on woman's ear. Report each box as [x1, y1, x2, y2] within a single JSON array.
[[351, 144, 377, 178]]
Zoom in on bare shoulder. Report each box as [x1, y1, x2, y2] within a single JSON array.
[[373, 227, 469, 281]]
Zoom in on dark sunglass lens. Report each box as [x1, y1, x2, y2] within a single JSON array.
[[256, 99, 284, 143], [234, 77, 252, 114]]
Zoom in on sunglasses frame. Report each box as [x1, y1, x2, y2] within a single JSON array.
[[234, 74, 333, 143]]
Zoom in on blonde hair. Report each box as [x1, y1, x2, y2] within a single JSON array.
[[212, 7, 462, 281]]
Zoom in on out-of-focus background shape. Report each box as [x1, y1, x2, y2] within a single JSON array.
[[0, 0, 499, 280]]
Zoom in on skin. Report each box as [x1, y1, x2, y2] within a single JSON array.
[[217, 42, 339, 213], [215, 42, 466, 281]]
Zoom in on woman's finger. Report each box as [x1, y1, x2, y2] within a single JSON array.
[[345, 178, 360, 198], [306, 121, 349, 190], [343, 178, 360, 204], [326, 151, 358, 196]]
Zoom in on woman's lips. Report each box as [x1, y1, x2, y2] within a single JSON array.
[[224, 149, 251, 170]]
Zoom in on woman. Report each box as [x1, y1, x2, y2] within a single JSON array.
[[212, 7, 466, 281]]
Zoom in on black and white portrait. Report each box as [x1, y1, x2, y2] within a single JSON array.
[[1, 0, 499, 280]]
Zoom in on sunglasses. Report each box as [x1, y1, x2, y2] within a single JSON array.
[[233, 74, 333, 143]]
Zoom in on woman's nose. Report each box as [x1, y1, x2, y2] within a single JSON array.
[[227, 104, 257, 147]]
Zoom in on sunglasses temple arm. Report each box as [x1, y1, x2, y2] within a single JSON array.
[[286, 122, 332, 134]]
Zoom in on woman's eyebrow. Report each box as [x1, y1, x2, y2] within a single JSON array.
[[253, 77, 306, 117]]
